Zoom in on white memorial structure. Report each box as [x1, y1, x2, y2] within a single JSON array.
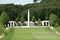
[[28, 9, 30, 27], [7, 9, 50, 27]]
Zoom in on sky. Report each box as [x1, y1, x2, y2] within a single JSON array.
[[0, 0, 41, 5]]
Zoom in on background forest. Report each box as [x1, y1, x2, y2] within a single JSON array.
[[0, 0, 60, 25]]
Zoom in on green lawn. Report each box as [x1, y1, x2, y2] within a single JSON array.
[[11, 27, 60, 40], [0, 27, 60, 40]]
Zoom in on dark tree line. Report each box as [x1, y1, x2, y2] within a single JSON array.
[[0, 4, 25, 21], [0, 0, 60, 24]]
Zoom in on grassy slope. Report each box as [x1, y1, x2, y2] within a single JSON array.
[[0, 28, 14, 40], [55, 26, 60, 33], [11, 27, 60, 40], [0, 27, 60, 40]]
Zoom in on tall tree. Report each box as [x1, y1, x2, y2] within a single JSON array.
[[49, 14, 58, 27], [0, 11, 9, 26]]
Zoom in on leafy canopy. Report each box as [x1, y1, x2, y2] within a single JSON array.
[[31, 16, 36, 23], [49, 14, 58, 26], [0, 11, 9, 25]]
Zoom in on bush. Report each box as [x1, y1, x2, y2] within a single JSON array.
[[4, 28, 14, 36], [37, 18, 41, 26], [31, 16, 36, 23], [49, 14, 59, 27], [0, 24, 5, 34], [15, 17, 19, 22], [20, 17, 25, 23]]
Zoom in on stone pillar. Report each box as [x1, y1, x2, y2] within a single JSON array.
[[7, 24, 9, 27], [16, 23, 18, 27], [46, 22, 47, 26], [42, 22, 44, 26], [11, 22, 12, 27], [13, 22, 15, 27], [9, 22, 11, 27], [48, 22, 50, 26]]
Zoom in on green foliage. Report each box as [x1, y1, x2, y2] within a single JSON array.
[[15, 17, 19, 22], [0, 11, 9, 25], [37, 18, 41, 26], [0, 0, 60, 21], [4, 28, 14, 36], [31, 16, 36, 23], [33, 0, 38, 2], [0, 23, 5, 34], [58, 19, 60, 26], [55, 26, 60, 33], [0, 28, 14, 40], [49, 14, 59, 27], [20, 17, 25, 23]]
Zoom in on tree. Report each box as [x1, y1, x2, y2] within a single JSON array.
[[15, 17, 20, 26], [15, 17, 19, 22], [0, 23, 5, 34], [0, 11, 9, 27], [58, 18, 60, 25], [20, 17, 25, 23], [31, 16, 36, 23], [49, 14, 58, 27], [37, 18, 41, 26], [33, 0, 38, 3]]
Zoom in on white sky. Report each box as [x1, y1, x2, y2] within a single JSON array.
[[0, 0, 41, 5]]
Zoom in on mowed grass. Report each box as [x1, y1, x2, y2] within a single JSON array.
[[11, 27, 60, 40]]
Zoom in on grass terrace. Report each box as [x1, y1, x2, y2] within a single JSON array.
[[55, 26, 60, 33], [0, 27, 60, 40]]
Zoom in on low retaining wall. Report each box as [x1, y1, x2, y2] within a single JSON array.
[[49, 27, 60, 35], [9, 26, 48, 28]]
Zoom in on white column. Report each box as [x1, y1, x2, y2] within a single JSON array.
[[46, 22, 47, 26], [28, 9, 30, 27], [10, 22, 12, 27], [7, 24, 9, 27], [42, 22, 44, 26], [48, 22, 50, 26], [43, 22, 44, 26], [13, 22, 15, 27], [11, 22, 12, 27]]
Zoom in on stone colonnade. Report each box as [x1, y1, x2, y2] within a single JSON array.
[[41, 20, 50, 26], [7, 21, 16, 27], [7, 20, 50, 27]]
